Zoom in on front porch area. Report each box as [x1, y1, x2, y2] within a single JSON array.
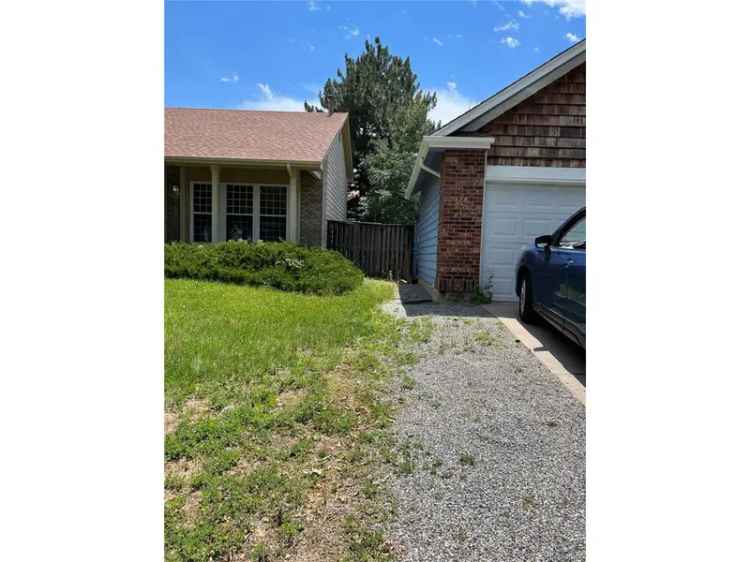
[[164, 162, 326, 247]]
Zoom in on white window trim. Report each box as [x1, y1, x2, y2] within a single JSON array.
[[257, 184, 289, 242], [190, 181, 290, 242], [222, 182, 254, 241]]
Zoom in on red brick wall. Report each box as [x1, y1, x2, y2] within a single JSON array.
[[477, 63, 586, 167], [436, 149, 487, 294]]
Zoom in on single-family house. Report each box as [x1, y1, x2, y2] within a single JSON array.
[[407, 40, 586, 301], [164, 108, 352, 246]]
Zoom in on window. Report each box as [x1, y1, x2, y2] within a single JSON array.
[[225, 184, 253, 240], [192, 183, 212, 242], [558, 216, 586, 249], [259, 185, 287, 241]]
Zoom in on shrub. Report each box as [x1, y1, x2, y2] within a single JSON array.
[[164, 241, 364, 295]]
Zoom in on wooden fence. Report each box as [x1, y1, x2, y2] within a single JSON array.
[[327, 220, 414, 281]]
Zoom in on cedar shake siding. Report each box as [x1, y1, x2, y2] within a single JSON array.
[[476, 63, 586, 168], [435, 149, 487, 294]]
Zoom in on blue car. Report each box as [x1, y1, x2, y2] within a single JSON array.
[[515, 207, 586, 348]]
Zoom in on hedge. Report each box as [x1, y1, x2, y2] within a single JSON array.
[[164, 241, 364, 295]]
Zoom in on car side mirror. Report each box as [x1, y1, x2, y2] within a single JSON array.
[[535, 235, 553, 248], [535, 234, 553, 259]]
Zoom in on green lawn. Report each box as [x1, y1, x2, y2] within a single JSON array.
[[164, 278, 421, 562]]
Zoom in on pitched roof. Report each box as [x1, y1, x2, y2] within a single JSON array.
[[165, 108, 349, 164], [434, 39, 585, 136]]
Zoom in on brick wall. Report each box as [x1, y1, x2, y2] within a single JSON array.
[[436, 149, 487, 294], [300, 171, 323, 247], [477, 63, 586, 167]]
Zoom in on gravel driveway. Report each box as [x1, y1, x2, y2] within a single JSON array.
[[385, 303, 585, 562]]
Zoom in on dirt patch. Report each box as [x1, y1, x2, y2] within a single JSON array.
[[164, 398, 212, 435], [182, 491, 201, 525], [284, 459, 358, 562], [164, 411, 179, 435], [276, 388, 305, 410], [184, 398, 211, 417], [165, 457, 200, 479]]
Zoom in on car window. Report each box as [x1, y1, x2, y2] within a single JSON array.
[[558, 216, 586, 249]]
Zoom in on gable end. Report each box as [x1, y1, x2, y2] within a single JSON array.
[[475, 63, 585, 168]]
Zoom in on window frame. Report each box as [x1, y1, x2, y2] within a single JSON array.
[[258, 184, 289, 242], [552, 209, 586, 251], [223, 182, 255, 241], [190, 181, 213, 242], [208, 182, 287, 243]]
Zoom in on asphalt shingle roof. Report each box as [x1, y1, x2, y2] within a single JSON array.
[[165, 108, 348, 164]]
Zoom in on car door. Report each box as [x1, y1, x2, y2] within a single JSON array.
[[554, 213, 586, 344], [535, 244, 569, 324], [564, 249, 586, 346]]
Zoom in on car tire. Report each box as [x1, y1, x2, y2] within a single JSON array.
[[518, 273, 538, 323]]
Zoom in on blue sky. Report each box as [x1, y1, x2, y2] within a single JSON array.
[[165, 0, 585, 124]]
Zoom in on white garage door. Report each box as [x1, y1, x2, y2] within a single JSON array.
[[481, 182, 585, 301]]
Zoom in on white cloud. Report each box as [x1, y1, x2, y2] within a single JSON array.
[[220, 72, 239, 84], [521, 0, 586, 19], [500, 36, 521, 48], [518, 9, 531, 18], [494, 20, 520, 32], [428, 81, 477, 125], [432, 37, 444, 47], [239, 83, 306, 112], [256, 83, 273, 99], [307, 0, 321, 12], [565, 32, 581, 43], [339, 25, 360, 39]]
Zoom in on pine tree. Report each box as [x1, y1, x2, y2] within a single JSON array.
[[305, 37, 437, 220]]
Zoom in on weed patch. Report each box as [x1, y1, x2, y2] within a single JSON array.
[[165, 278, 415, 561]]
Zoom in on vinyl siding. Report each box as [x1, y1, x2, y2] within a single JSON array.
[[414, 176, 440, 287], [324, 131, 348, 222]]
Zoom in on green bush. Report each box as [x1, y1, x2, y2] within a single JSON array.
[[164, 241, 364, 295]]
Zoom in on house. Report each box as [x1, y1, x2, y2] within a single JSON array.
[[407, 40, 586, 301], [164, 108, 353, 246]]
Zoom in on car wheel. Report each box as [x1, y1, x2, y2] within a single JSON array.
[[518, 273, 538, 323]]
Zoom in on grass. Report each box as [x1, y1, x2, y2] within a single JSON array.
[[458, 453, 476, 467], [165, 278, 422, 561]]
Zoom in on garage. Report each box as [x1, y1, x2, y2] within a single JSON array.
[[406, 40, 586, 298], [480, 178, 585, 301]]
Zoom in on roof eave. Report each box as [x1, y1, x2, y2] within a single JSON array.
[[434, 39, 586, 137], [404, 136, 494, 199], [164, 156, 323, 169]]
